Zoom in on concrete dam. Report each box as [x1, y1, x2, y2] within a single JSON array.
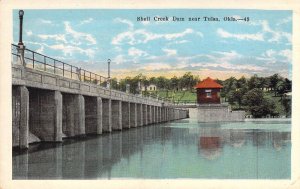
[[11, 45, 189, 149]]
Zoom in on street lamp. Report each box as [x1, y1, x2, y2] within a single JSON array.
[[107, 59, 111, 89], [17, 10, 25, 66], [18, 10, 24, 46]]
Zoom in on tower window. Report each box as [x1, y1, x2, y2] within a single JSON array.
[[206, 92, 212, 98]]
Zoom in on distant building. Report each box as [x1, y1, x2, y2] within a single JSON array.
[[141, 84, 157, 92], [194, 77, 223, 104], [194, 77, 245, 122]]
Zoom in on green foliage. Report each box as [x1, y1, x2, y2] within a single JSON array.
[[104, 72, 291, 117], [242, 89, 278, 118]]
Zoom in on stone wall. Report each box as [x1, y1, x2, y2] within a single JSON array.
[[197, 104, 245, 122]]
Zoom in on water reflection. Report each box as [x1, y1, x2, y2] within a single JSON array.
[[13, 119, 291, 179]]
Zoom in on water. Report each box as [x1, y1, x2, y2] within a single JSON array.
[[13, 112, 291, 179]]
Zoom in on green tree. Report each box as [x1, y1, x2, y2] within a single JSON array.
[[242, 88, 278, 118]]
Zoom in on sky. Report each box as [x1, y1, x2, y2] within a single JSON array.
[[13, 9, 292, 80]]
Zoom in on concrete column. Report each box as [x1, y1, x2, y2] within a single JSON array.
[[112, 100, 122, 130], [84, 96, 102, 134], [152, 106, 156, 123], [147, 105, 152, 125], [12, 85, 29, 148], [29, 88, 63, 141], [167, 108, 170, 121], [142, 104, 147, 125], [136, 103, 142, 127], [102, 98, 111, 132], [158, 107, 161, 123], [96, 97, 103, 134], [130, 103, 137, 128], [156, 106, 159, 123], [54, 91, 63, 141], [122, 101, 130, 129], [62, 94, 85, 137], [161, 107, 164, 122]]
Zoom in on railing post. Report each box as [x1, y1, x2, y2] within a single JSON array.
[[84, 70, 86, 82], [54, 60, 56, 74], [63, 63, 65, 76], [44, 56, 46, 71], [32, 51, 34, 68]]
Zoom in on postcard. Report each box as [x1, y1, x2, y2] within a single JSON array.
[[0, 0, 300, 189]]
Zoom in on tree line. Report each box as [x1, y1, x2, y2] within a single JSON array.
[[217, 74, 291, 118], [108, 72, 200, 94], [106, 72, 291, 118]]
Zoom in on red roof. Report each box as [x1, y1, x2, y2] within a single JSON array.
[[194, 77, 223, 89]]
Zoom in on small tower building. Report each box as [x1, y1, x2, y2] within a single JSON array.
[[194, 77, 223, 104]]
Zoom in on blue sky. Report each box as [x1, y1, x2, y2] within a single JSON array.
[[13, 9, 292, 79]]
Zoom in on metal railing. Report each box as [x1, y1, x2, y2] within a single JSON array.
[[11, 44, 174, 104], [11, 44, 108, 86]]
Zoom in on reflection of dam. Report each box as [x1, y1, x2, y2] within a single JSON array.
[[13, 120, 291, 179]]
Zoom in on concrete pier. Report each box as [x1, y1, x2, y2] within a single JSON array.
[[12, 86, 29, 148], [112, 100, 122, 131], [102, 99, 111, 132], [143, 104, 148, 125], [84, 96, 102, 134], [137, 103, 143, 127], [29, 88, 63, 141], [62, 94, 85, 137], [147, 105, 152, 125], [122, 101, 130, 129], [130, 103, 137, 128]]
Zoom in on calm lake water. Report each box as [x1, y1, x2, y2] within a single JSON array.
[[13, 110, 291, 179]]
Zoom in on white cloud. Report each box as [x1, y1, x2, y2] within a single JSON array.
[[162, 48, 177, 56], [114, 18, 134, 30], [258, 49, 292, 64], [278, 49, 292, 62], [114, 55, 126, 65], [79, 18, 93, 25], [36, 45, 44, 54], [264, 49, 276, 57], [128, 47, 148, 57], [64, 22, 97, 45], [112, 28, 202, 45], [169, 40, 189, 45], [251, 20, 291, 43], [49, 44, 95, 58], [141, 63, 172, 71], [276, 16, 292, 26], [26, 30, 33, 36], [217, 28, 264, 41], [190, 62, 265, 72], [37, 34, 67, 43]]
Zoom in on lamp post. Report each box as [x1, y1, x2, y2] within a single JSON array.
[[17, 10, 26, 66], [18, 10, 24, 46], [107, 59, 111, 89]]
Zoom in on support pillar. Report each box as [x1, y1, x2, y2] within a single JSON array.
[[84, 96, 102, 134], [12, 85, 29, 148], [62, 93, 85, 137], [122, 101, 130, 129], [112, 100, 122, 130], [29, 88, 63, 141], [102, 99, 112, 132], [142, 104, 147, 125], [137, 103, 142, 127], [130, 103, 137, 128], [147, 105, 152, 125]]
